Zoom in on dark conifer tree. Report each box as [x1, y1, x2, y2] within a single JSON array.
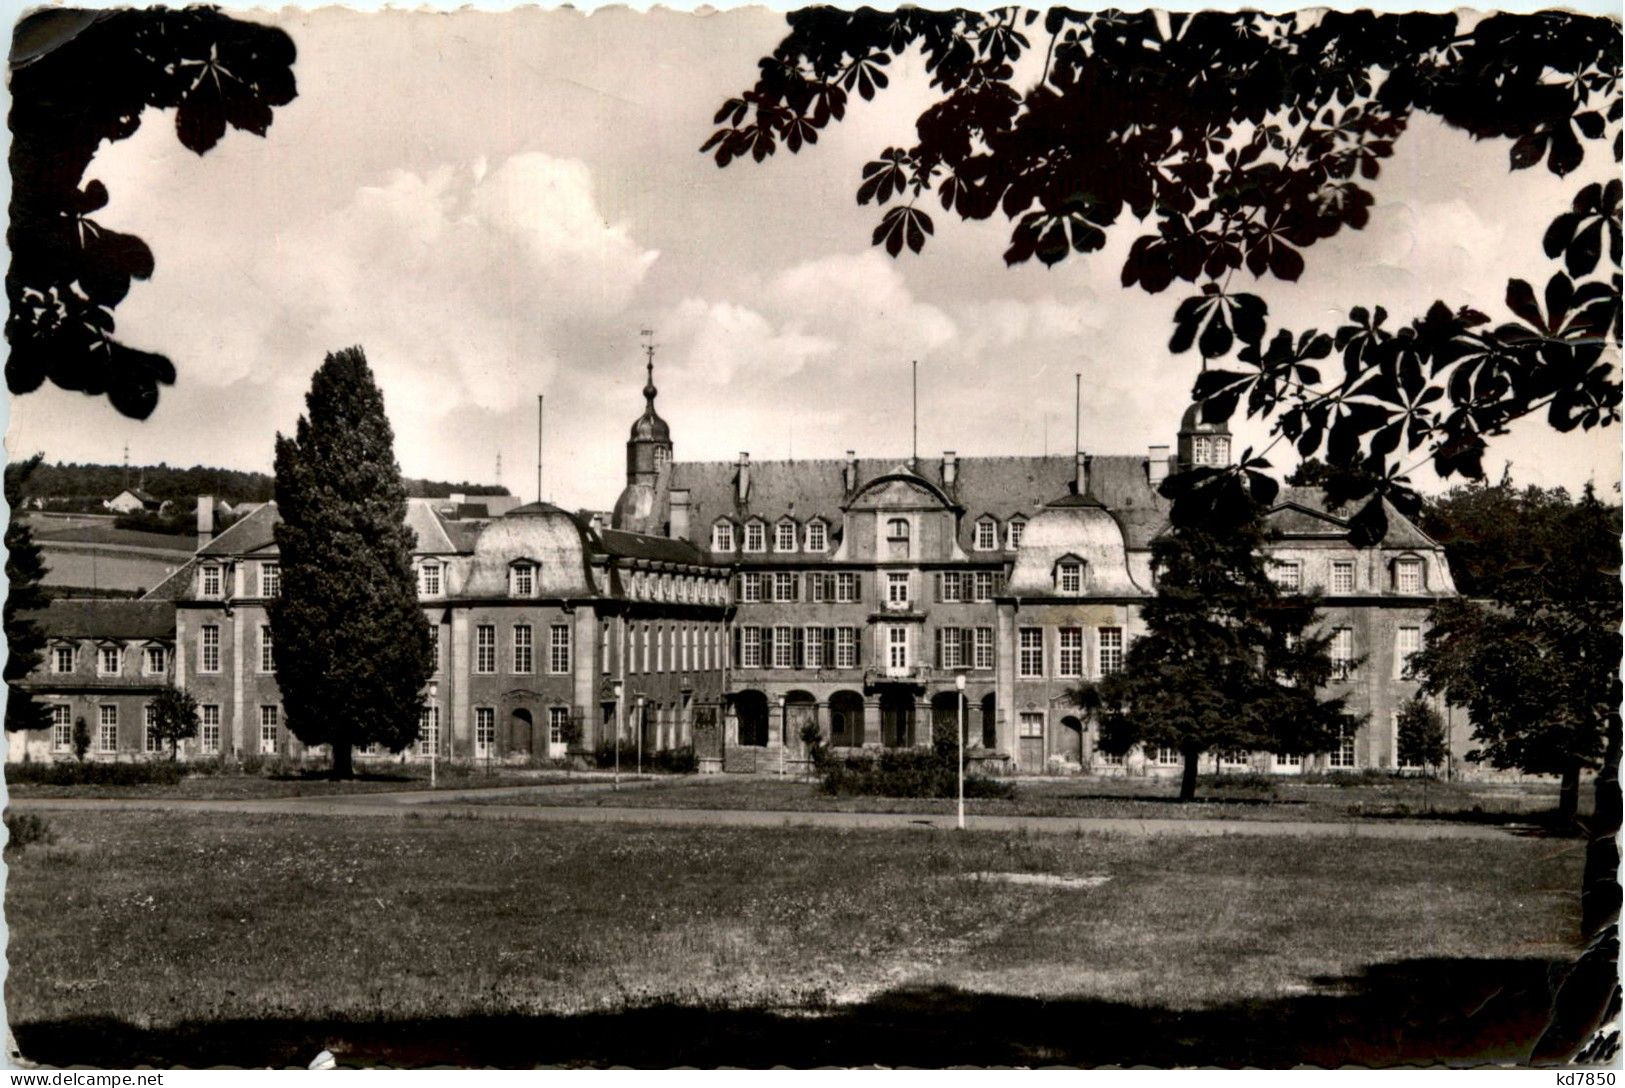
[[1074, 473, 1362, 801], [270, 347, 433, 778], [5, 454, 51, 734]]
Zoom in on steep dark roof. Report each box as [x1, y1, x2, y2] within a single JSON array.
[[594, 528, 712, 567], [199, 502, 278, 555], [25, 599, 175, 640]]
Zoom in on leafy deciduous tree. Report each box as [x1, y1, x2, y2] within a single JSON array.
[[1073, 483, 1363, 801], [270, 347, 435, 779], [147, 685, 201, 761], [708, 9, 1621, 539], [1395, 695, 1447, 771], [8, 8, 297, 418]]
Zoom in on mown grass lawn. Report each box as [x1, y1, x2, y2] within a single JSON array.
[[460, 771, 1584, 826], [4, 767, 594, 801], [4, 808, 1589, 1067]]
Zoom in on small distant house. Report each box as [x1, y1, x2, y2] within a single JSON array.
[[105, 489, 162, 514]]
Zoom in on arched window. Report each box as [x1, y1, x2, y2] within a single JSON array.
[[744, 520, 767, 553], [510, 561, 537, 598], [1056, 557, 1085, 594], [974, 517, 998, 552], [805, 520, 827, 553], [886, 517, 911, 560], [711, 520, 736, 552], [775, 518, 798, 553]]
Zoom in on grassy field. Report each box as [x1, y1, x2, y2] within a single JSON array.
[[459, 772, 1585, 826], [5, 807, 1592, 1067], [4, 766, 596, 800]]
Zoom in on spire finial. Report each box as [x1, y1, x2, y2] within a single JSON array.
[[640, 328, 657, 405]]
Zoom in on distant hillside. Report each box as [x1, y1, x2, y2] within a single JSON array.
[[8, 461, 510, 507]]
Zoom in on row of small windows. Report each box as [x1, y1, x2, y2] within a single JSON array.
[[1015, 626, 1127, 679], [1271, 557, 1428, 595], [602, 623, 727, 676], [712, 518, 830, 554], [737, 570, 1009, 605], [1328, 625, 1424, 681], [198, 562, 280, 599], [624, 570, 727, 605], [50, 643, 168, 676], [47, 701, 274, 756], [473, 624, 573, 676], [734, 626, 862, 670]]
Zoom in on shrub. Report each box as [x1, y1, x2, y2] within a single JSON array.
[[653, 746, 699, 774], [4, 811, 54, 852], [820, 747, 1014, 800], [7, 760, 185, 787], [593, 740, 696, 774], [1198, 773, 1278, 793]]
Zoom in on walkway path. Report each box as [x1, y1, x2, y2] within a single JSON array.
[[11, 786, 1528, 840]]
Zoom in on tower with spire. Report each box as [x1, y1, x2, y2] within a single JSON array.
[[612, 333, 673, 534]]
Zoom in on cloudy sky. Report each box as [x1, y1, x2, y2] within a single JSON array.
[[6, 6, 1619, 509]]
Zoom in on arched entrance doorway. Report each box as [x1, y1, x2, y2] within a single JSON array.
[[828, 690, 864, 748], [880, 689, 916, 748], [980, 693, 997, 750], [785, 691, 816, 757], [510, 708, 535, 758], [733, 690, 769, 747], [1060, 715, 1084, 766]]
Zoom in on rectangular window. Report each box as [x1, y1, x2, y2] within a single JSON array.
[[974, 627, 994, 671], [836, 572, 859, 603], [887, 572, 910, 607], [419, 562, 442, 597], [937, 627, 965, 670], [1274, 752, 1302, 768], [98, 645, 121, 676], [1058, 561, 1082, 594], [744, 522, 765, 553], [549, 706, 569, 745], [1329, 725, 1356, 768], [144, 704, 162, 753], [939, 572, 962, 602], [429, 625, 440, 675], [200, 625, 220, 674], [550, 624, 572, 675], [259, 625, 274, 673], [1098, 627, 1124, 675], [50, 704, 71, 751], [201, 565, 222, 598], [1058, 627, 1084, 677], [1007, 519, 1027, 550], [512, 564, 535, 597], [887, 626, 908, 670], [806, 522, 826, 552], [512, 624, 533, 674], [1219, 749, 1250, 767], [775, 521, 797, 552], [1275, 560, 1302, 592], [740, 626, 762, 669], [774, 625, 795, 669], [1396, 626, 1422, 680], [145, 644, 166, 675], [259, 705, 279, 754], [1331, 627, 1355, 680], [975, 520, 996, 551], [475, 625, 496, 674], [600, 626, 610, 676], [1018, 628, 1044, 678], [774, 572, 796, 602], [201, 705, 221, 754], [1156, 746, 1182, 767], [52, 645, 73, 673], [260, 562, 281, 597], [973, 571, 995, 603], [740, 572, 762, 603], [475, 707, 495, 758], [1019, 712, 1043, 739], [1396, 558, 1423, 594], [655, 625, 665, 673], [804, 625, 823, 669], [97, 705, 117, 752], [712, 522, 735, 552], [1331, 561, 1355, 594], [416, 705, 439, 756]]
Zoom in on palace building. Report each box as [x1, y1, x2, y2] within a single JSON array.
[[9, 356, 1461, 775]]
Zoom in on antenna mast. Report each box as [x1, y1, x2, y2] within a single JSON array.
[[536, 395, 544, 504], [1074, 373, 1081, 462], [911, 360, 918, 466]]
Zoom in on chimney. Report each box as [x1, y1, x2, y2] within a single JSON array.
[[736, 453, 751, 504], [1074, 451, 1089, 496], [942, 451, 958, 488], [843, 450, 858, 493], [196, 495, 214, 550], [1148, 445, 1170, 486], [670, 489, 691, 540]]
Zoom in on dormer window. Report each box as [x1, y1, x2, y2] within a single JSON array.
[[744, 520, 766, 553], [510, 561, 537, 598], [1056, 557, 1084, 594], [1007, 516, 1028, 550], [200, 564, 222, 599], [144, 645, 167, 675], [886, 517, 911, 560], [98, 645, 123, 676], [775, 519, 798, 553], [974, 517, 998, 552], [260, 562, 281, 598], [419, 561, 442, 598], [805, 520, 827, 553], [712, 520, 736, 552], [1393, 556, 1424, 594], [51, 644, 74, 674]]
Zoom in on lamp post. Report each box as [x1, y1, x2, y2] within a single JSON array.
[[427, 680, 439, 791], [778, 693, 787, 779], [956, 672, 967, 830], [636, 695, 645, 778], [612, 679, 623, 790]]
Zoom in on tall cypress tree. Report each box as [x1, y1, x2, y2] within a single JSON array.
[[5, 454, 51, 734], [271, 347, 433, 778]]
